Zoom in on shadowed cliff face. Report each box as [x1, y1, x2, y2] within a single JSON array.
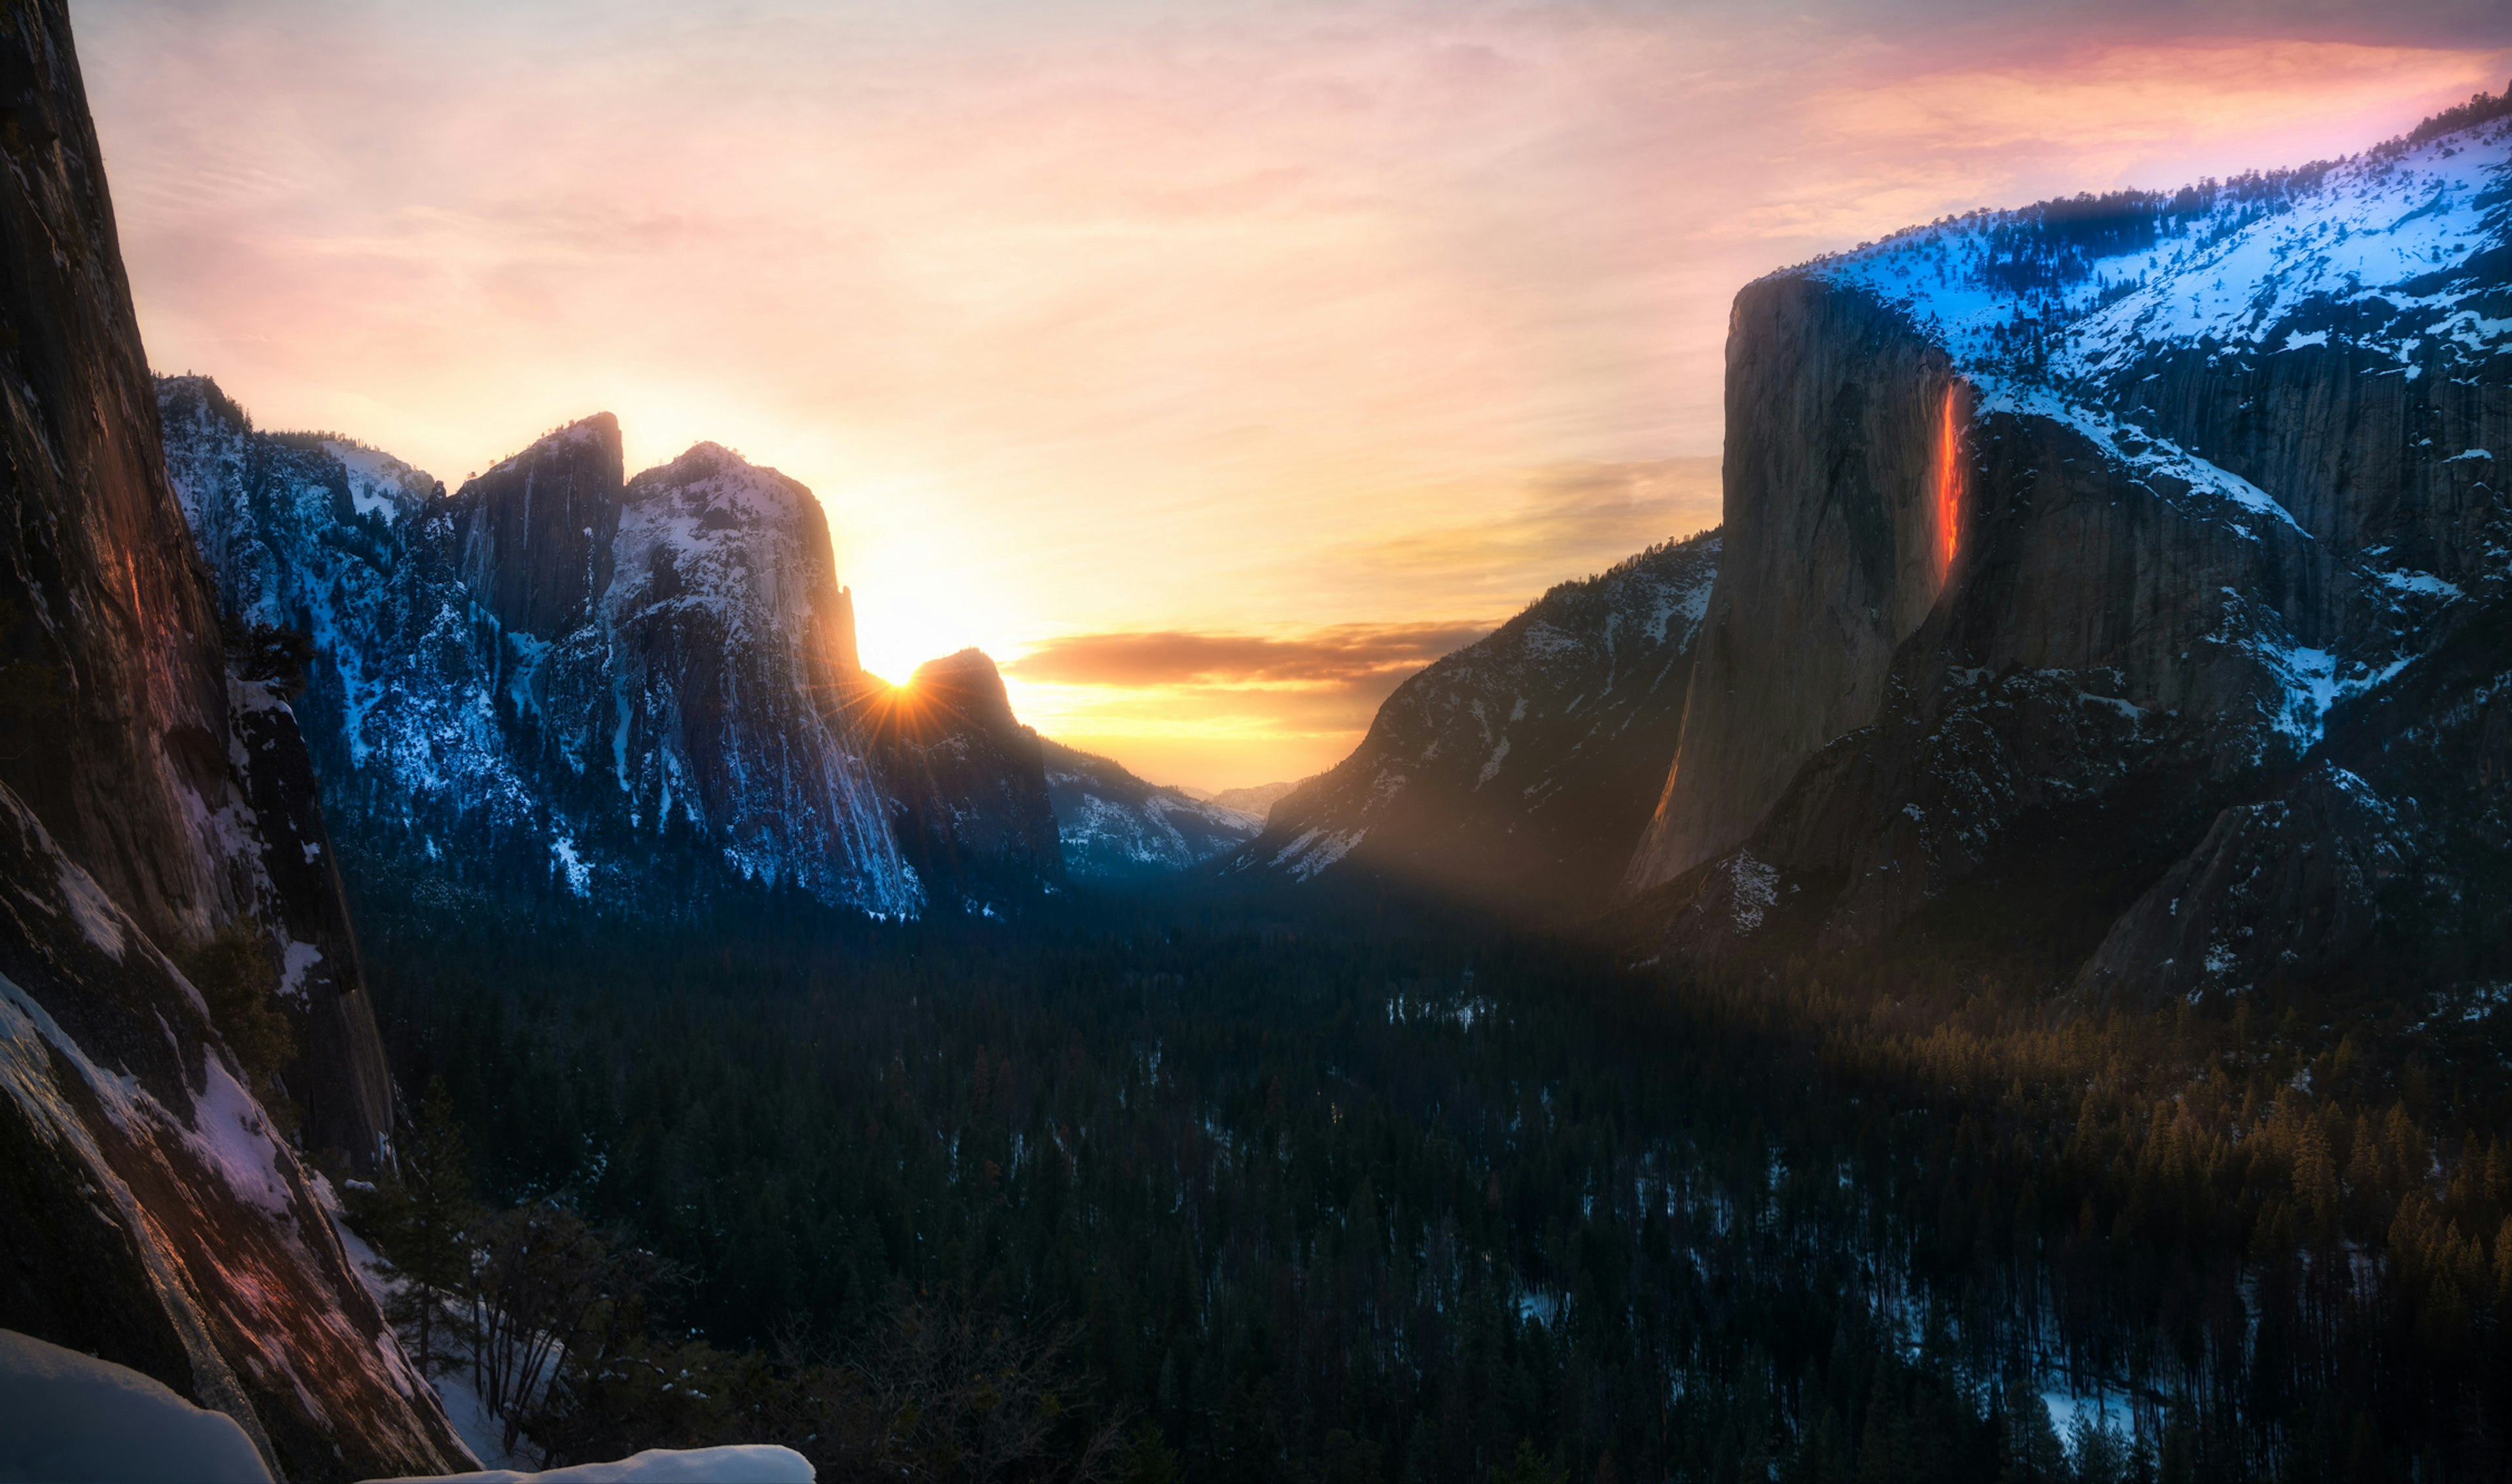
[[0, 3, 469, 1477], [1240, 530, 1719, 918], [0, 0, 236, 946], [1624, 113, 2512, 993], [452, 413, 624, 640], [1038, 740, 1261, 881], [519, 436, 915, 906], [1624, 286, 1961, 893]]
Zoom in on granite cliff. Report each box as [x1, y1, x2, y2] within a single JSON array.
[[1039, 740, 1263, 881], [1624, 98, 2512, 995], [0, 3, 470, 1476], [845, 648, 1066, 901], [160, 385, 1066, 922]]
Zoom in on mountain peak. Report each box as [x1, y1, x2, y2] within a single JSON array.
[[482, 411, 620, 477], [626, 441, 820, 532], [905, 648, 1018, 733], [915, 646, 1003, 682], [449, 413, 627, 640], [154, 373, 253, 435]]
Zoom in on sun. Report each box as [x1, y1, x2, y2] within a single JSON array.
[[845, 566, 1015, 687]]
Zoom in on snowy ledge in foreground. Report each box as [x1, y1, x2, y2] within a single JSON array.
[[0, 1324, 811, 1484], [360, 1447, 815, 1483], [0, 1328, 272, 1484]]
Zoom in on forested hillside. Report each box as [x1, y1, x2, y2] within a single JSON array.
[[349, 873, 2512, 1482]]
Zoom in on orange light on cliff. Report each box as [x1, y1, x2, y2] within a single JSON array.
[[1931, 383, 1962, 583]]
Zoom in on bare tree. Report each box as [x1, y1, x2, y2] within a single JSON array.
[[468, 1201, 620, 1457], [818, 1298, 1128, 1484]]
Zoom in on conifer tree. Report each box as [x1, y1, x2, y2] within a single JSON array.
[[374, 1077, 481, 1376]]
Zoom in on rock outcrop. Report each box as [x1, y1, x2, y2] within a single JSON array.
[[159, 388, 1049, 920], [847, 649, 1064, 901], [1237, 532, 1718, 916], [1623, 99, 2512, 993], [0, 3, 470, 1475], [1039, 740, 1263, 880]]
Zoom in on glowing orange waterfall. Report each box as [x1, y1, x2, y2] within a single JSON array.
[[1931, 383, 1962, 583]]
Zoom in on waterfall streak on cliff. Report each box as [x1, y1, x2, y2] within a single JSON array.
[[1932, 385, 1961, 583]]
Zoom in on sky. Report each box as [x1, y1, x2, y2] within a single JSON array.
[[73, 0, 2512, 790]]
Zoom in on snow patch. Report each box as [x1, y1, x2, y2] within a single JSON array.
[[54, 858, 126, 960], [0, 1328, 272, 1483], [367, 1447, 816, 1483], [183, 1056, 296, 1215], [1726, 853, 1781, 935], [277, 940, 324, 1002], [551, 838, 591, 897], [2378, 568, 2464, 598], [1272, 827, 1363, 881], [1476, 736, 1512, 787]]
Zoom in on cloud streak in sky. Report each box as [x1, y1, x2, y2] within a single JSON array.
[[1008, 622, 1492, 690]]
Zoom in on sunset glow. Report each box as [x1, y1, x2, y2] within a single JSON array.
[[1933, 383, 1964, 585], [75, 1, 2512, 788]]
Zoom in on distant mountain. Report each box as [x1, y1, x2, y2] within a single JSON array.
[[0, 3, 470, 1475], [1039, 740, 1263, 880], [159, 381, 1058, 919], [851, 649, 1065, 900], [1232, 531, 1718, 916], [1621, 101, 2512, 995], [1206, 780, 1298, 818]]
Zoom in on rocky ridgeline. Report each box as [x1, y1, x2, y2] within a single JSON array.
[[848, 647, 1064, 897], [1040, 740, 1263, 880], [0, 2, 470, 1475], [160, 382, 1071, 920], [1622, 103, 2512, 997], [1234, 532, 1720, 917]]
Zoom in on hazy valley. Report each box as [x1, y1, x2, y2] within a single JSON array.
[[3, 3, 2512, 1481]]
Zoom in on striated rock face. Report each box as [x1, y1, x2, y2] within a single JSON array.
[[1240, 532, 1718, 916], [1625, 105, 2512, 992], [849, 649, 1064, 900], [1039, 740, 1262, 880], [0, 794, 471, 1481], [2082, 591, 2512, 1004], [1624, 293, 1959, 892], [162, 390, 945, 918], [0, 4, 239, 948], [0, 3, 470, 1476], [450, 414, 623, 642], [2075, 761, 2415, 1005]]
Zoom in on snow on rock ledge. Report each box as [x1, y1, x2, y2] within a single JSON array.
[[364, 1445, 815, 1484], [0, 1329, 273, 1484]]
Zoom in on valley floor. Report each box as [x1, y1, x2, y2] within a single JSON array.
[[336, 878, 2512, 1483]]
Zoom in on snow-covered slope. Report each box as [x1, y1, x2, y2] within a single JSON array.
[[1039, 740, 1262, 880], [1624, 98, 2512, 992], [160, 385, 951, 918], [1238, 531, 1718, 916], [0, 1328, 274, 1483], [1812, 111, 2510, 735]]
